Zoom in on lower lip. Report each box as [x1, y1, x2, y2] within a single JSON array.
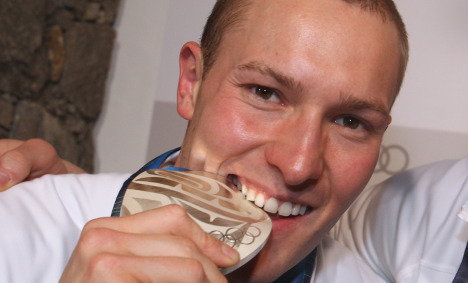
[[268, 213, 308, 234]]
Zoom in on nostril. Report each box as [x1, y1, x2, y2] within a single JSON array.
[[287, 178, 319, 192]]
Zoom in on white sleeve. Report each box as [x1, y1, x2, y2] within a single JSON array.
[[0, 173, 130, 283], [331, 157, 468, 283]]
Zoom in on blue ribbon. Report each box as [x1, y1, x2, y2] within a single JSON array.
[[273, 249, 316, 283]]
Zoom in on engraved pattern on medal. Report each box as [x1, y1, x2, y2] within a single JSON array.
[[209, 225, 262, 248], [122, 170, 271, 249]]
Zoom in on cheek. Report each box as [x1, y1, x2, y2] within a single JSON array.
[[197, 98, 264, 156], [327, 141, 380, 210]]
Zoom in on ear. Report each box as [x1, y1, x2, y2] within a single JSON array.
[[177, 41, 203, 121]]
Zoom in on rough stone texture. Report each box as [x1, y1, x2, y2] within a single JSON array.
[[12, 101, 81, 169], [0, 0, 120, 172], [0, 99, 15, 130], [0, 0, 47, 63], [60, 23, 115, 120]]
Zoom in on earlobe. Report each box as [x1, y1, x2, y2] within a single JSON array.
[[177, 41, 203, 121]]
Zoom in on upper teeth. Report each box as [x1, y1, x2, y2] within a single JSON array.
[[233, 177, 308, 217]]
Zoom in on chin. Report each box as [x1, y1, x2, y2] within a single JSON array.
[[225, 254, 273, 283]]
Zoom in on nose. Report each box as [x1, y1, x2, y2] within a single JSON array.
[[264, 116, 325, 187]]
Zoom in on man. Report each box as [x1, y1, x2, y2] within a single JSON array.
[[0, 0, 408, 281]]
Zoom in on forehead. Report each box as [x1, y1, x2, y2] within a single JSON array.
[[210, 0, 401, 105], [233, 0, 399, 66]]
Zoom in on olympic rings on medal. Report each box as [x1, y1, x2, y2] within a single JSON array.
[[209, 226, 261, 248], [374, 144, 410, 175]]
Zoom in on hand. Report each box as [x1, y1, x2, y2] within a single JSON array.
[[0, 139, 85, 191], [61, 205, 240, 282]]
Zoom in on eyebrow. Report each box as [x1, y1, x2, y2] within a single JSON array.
[[236, 61, 390, 117], [339, 92, 390, 117], [236, 61, 304, 92]]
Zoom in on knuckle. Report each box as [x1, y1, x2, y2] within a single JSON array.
[[1, 150, 29, 169], [163, 204, 193, 225], [82, 218, 100, 232], [184, 258, 207, 282], [165, 204, 189, 219], [201, 234, 219, 253], [82, 217, 109, 232], [26, 139, 57, 154], [178, 237, 200, 257], [87, 252, 119, 276], [26, 138, 61, 165], [0, 150, 30, 182], [79, 226, 113, 250]]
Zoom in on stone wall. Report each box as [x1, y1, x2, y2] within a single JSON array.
[[0, 0, 120, 172]]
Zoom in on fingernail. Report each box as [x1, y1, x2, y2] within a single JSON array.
[[0, 170, 11, 191], [222, 243, 239, 262]]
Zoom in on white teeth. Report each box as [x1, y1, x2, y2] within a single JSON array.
[[264, 198, 279, 214], [247, 189, 256, 201], [278, 202, 292, 216], [234, 177, 309, 217], [254, 193, 265, 208], [291, 204, 301, 216], [241, 184, 248, 196], [299, 205, 307, 215]]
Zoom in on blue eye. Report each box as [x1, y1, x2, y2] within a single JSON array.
[[335, 116, 363, 130]]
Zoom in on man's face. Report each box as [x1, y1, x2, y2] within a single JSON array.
[[176, 0, 401, 281]]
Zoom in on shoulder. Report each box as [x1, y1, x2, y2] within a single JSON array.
[[331, 157, 468, 282], [1, 172, 131, 226], [336, 157, 468, 231], [51, 173, 132, 220], [0, 173, 130, 282]]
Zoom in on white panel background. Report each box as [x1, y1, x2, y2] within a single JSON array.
[[94, 0, 468, 174]]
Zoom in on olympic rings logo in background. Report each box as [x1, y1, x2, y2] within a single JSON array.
[[374, 144, 410, 175], [209, 226, 262, 248]]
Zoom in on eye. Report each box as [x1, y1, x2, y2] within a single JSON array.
[[335, 116, 363, 130], [251, 85, 281, 103]]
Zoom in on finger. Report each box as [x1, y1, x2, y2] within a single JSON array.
[[62, 253, 227, 283], [74, 228, 226, 282], [63, 160, 86, 174], [85, 205, 239, 267], [0, 139, 69, 190], [130, 256, 227, 283], [0, 140, 31, 190], [10, 139, 85, 175], [14, 138, 68, 178], [0, 139, 23, 153], [115, 256, 228, 283]]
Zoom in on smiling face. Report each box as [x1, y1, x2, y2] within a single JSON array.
[[174, 0, 401, 281]]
